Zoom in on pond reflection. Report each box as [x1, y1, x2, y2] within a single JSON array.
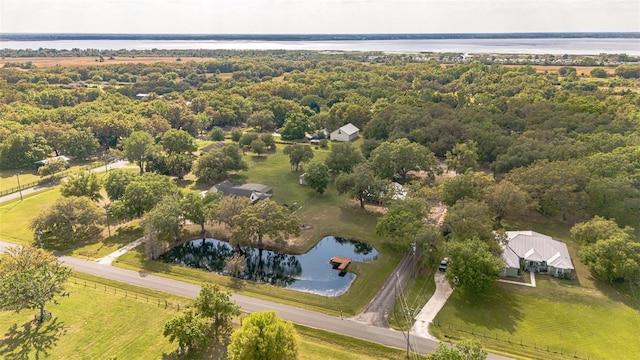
[[157, 236, 378, 296]]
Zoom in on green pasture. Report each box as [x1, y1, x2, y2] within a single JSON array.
[[0, 188, 60, 245], [0, 272, 413, 360]]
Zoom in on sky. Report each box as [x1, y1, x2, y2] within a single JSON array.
[[0, 0, 638, 34]]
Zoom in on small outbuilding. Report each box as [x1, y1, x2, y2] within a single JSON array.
[[330, 123, 359, 142]]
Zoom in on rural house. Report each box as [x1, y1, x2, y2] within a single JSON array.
[[330, 123, 360, 142], [209, 180, 272, 204], [501, 231, 574, 278]]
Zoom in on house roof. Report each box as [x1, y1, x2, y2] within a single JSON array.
[[504, 231, 574, 270], [209, 180, 272, 202], [335, 123, 359, 135], [501, 245, 521, 269]]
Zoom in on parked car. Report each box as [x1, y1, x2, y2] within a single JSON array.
[[438, 257, 449, 272]]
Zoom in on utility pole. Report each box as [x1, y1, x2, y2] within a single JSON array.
[[104, 205, 111, 238], [16, 174, 23, 201], [36, 230, 43, 248]]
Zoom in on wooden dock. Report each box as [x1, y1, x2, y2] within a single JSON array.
[[330, 256, 352, 271]]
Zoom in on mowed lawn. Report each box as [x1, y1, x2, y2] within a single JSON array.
[[0, 188, 60, 245], [0, 273, 411, 360], [0, 276, 180, 359], [432, 216, 640, 360]]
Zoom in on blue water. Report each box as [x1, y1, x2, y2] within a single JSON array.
[[1, 38, 639, 55], [158, 236, 378, 297]]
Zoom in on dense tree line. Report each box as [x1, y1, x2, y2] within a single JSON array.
[[2, 53, 639, 234]]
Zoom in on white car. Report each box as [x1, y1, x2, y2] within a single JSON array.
[[438, 257, 449, 272]]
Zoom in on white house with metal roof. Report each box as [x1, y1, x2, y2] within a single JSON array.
[[501, 231, 574, 278], [330, 123, 360, 142]]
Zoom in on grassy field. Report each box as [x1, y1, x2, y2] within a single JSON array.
[[0, 273, 182, 359], [431, 215, 640, 360], [0, 272, 412, 360], [0, 188, 60, 245]]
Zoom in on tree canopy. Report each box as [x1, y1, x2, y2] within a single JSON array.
[[369, 138, 441, 182], [283, 144, 314, 172], [227, 310, 298, 360], [0, 246, 72, 322], [231, 199, 301, 248], [445, 238, 505, 294]]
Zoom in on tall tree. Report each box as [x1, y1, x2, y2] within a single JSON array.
[[483, 180, 528, 226], [194, 144, 247, 182], [445, 238, 504, 294], [122, 130, 157, 174], [192, 284, 241, 339], [209, 195, 252, 230], [376, 198, 427, 248], [58, 128, 100, 161], [335, 163, 387, 209], [283, 144, 314, 172], [570, 216, 634, 245], [112, 173, 179, 219], [369, 138, 441, 182], [30, 196, 104, 248], [231, 199, 301, 248], [143, 195, 184, 245], [160, 129, 197, 155], [0, 246, 72, 322], [163, 308, 210, 354], [181, 191, 220, 233], [324, 142, 363, 174], [445, 140, 480, 174], [580, 233, 640, 283], [104, 169, 137, 201], [280, 112, 309, 141], [60, 172, 102, 201], [247, 109, 276, 132], [304, 162, 330, 195], [443, 199, 495, 245], [0, 132, 52, 170], [228, 310, 298, 360]]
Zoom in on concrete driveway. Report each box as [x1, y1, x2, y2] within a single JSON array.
[[411, 271, 454, 339]]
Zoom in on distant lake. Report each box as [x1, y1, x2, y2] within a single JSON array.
[[1, 38, 639, 55]]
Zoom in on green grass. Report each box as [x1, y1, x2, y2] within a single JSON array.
[[0, 272, 415, 360], [0, 188, 60, 245], [0, 273, 182, 359], [296, 324, 421, 360], [0, 169, 42, 193], [388, 267, 437, 330], [431, 214, 640, 360]]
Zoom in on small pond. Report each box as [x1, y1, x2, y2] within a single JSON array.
[[157, 236, 378, 297]]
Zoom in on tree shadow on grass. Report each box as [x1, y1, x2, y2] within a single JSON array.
[[0, 317, 66, 360], [449, 284, 524, 334]]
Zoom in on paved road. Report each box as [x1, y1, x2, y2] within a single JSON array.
[[0, 240, 510, 359], [0, 160, 135, 203], [355, 253, 414, 327]]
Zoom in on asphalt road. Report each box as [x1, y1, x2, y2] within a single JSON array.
[[356, 253, 414, 327], [58, 254, 442, 354]]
